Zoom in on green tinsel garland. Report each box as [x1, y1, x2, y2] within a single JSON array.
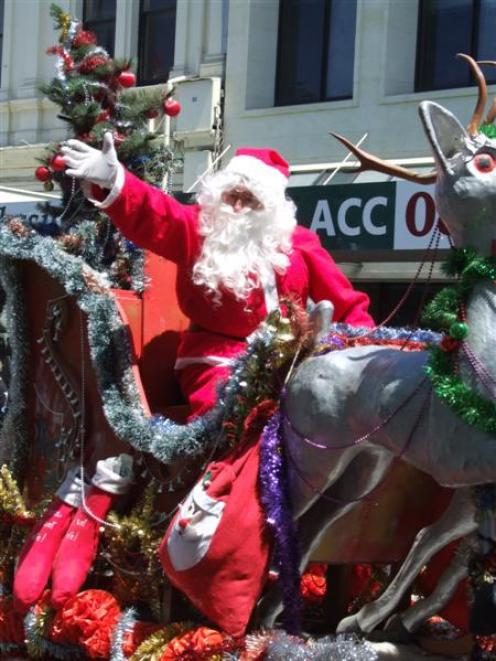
[[425, 347, 496, 434], [423, 247, 496, 434]]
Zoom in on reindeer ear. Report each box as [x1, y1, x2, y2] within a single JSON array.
[[419, 101, 470, 174]]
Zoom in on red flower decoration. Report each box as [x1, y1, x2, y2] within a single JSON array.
[[159, 626, 233, 660], [72, 30, 98, 48], [300, 562, 327, 605], [122, 621, 163, 657], [78, 55, 109, 75], [476, 634, 496, 653], [0, 597, 25, 645], [49, 589, 120, 659]]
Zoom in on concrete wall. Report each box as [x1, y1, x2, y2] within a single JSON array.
[[0, 0, 493, 188], [221, 0, 488, 167]]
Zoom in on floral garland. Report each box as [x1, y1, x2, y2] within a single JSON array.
[[422, 247, 496, 434]]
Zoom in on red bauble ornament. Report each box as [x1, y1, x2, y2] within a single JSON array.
[[145, 108, 159, 119], [118, 70, 136, 88], [440, 336, 460, 353], [51, 155, 66, 171], [35, 166, 51, 182], [114, 133, 126, 147], [163, 98, 181, 117], [96, 110, 110, 123]]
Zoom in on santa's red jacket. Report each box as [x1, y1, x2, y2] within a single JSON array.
[[99, 169, 374, 415]]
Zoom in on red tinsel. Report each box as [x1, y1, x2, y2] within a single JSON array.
[[0, 596, 24, 645], [158, 626, 236, 660], [300, 562, 327, 605], [78, 54, 109, 75], [0, 511, 35, 526], [476, 634, 496, 654], [330, 335, 428, 353], [46, 45, 74, 71], [72, 30, 98, 48], [122, 621, 163, 657], [48, 589, 120, 659]]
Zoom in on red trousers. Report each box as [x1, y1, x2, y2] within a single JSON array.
[[177, 363, 232, 420]]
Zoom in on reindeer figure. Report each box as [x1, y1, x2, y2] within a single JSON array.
[[260, 56, 496, 637]]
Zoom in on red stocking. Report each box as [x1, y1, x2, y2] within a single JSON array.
[[13, 468, 84, 612], [51, 454, 133, 608], [50, 486, 115, 607]]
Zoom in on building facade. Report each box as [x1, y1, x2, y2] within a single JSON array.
[[0, 0, 495, 320]]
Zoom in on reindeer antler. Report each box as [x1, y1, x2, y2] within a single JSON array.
[[477, 60, 496, 125], [457, 53, 488, 135], [330, 132, 437, 184]]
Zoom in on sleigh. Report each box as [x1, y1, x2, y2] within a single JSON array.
[[0, 227, 452, 625]]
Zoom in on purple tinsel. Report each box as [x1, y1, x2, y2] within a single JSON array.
[[259, 408, 303, 635]]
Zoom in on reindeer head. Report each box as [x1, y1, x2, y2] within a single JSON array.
[[419, 100, 496, 256], [332, 55, 496, 256]]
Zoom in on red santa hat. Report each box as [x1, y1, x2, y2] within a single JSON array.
[[225, 147, 289, 194]]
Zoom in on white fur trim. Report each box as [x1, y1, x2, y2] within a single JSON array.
[[91, 163, 125, 209], [56, 467, 88, 507], [225, 155, 287, 193], [174, 355, 235, 370], [262, 269, 279, 312], [91, 453, 134, 494]]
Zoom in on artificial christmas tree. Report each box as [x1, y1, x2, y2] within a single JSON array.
[[34, 3, 182, 290]]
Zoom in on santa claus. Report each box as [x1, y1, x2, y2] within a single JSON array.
[[62, 134, 374, 418]]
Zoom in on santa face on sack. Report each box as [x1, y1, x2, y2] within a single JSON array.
[[192, 161, 298, 304]]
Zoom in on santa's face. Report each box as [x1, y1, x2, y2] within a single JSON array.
[[221, 186, 264, 213], [193, 170, 297, 303]]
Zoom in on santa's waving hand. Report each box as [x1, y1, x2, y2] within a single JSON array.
[[62, 132, 121, 190]]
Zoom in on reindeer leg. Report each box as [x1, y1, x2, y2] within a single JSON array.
[[337, 488, 477, 634], [395, 539, 470, 634], [257, 449, 393, 627]]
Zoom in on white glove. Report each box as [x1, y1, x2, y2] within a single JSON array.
[[61, 132, 120, 189]]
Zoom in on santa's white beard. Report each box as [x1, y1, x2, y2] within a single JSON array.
[[193, 172, 297, 304]]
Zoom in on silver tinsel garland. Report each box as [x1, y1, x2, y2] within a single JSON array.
[[0, 258, 30, 481], [109, 607, 137, 661], [264, 631, 378, 660]]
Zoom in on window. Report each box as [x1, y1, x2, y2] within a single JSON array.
[[275, 0, 357, 106], [416, 0, 496, 91], [83, 0, 116, 56], [0, 0, 4, 86], [138, 0, 177, 86]]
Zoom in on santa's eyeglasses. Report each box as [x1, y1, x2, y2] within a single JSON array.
[[221, 187, 264, 212]]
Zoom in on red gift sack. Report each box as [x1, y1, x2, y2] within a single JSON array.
[[159, 435, 271, 637]]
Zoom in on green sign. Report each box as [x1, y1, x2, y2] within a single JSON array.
[[289, 183, 396, 251], [288, 181, 450, 252]]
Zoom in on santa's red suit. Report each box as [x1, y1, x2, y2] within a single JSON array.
[[96, 150, 373, 417]]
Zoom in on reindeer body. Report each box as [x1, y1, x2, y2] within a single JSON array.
[[260, 98, 496, 635]]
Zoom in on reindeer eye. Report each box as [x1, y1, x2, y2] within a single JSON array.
[[473, 153, 496, 173]]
